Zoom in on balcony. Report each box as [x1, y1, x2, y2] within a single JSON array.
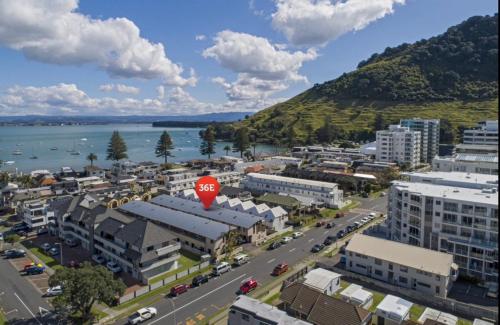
[[156, 242, 181, 256]]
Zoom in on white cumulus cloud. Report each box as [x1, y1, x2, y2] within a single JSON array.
[[272, 0, 405, 46], [195, 34, 207, 41], [99, 84, 140, 95], [0, 0, 197, 86]]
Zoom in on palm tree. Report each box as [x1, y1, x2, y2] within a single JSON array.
[[0, 171, 10, 187], [17, 175, 33, 189], [223, 145, 231, 156], [86, 153, 97, 167]]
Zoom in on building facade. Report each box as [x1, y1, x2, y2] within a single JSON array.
[[432, 154, 498, 175], [376, 125, 421, 168], [400, 118, 440, 164], [21, 200, 55, 229], [463, 120, 498, 146]]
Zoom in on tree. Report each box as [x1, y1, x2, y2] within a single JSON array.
[[49, 263, 125, 323], [155, 131, 174, 163], [250, 134, 257, 160], [0, 171, 10, 188], [232, 127, 250, 158], [17, 175, 33, 189], [439, 119, 455, 144], [86, 153, 97, 167], [223, 145, 231, 156], [316, 117, 339, 144], [106, 131, 128, 161], [374, 113, 386, 131], [200, 126, 216, 159], [286, 127, 298, 149], [243, 150, 253, 161]]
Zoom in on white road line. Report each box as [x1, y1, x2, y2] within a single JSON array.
[[14, 292, 41, 325], [149, 273, 248, 325], [308, 238, 314, 243], [323, 230, 329, 235], [4, 309, 18, 315], [267, 258, 276, 264], [289, 248, 296, 253]]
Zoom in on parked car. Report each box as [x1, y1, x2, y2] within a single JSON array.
[[311, 244, 325, 253], [361, 217, 370, 224], [25, 265, 45, 275], [233, 254, 249, 266], [106, 261, 122, 274], [92, 254, 106, 264], [191, 274, 209, 287], [315, 221, 326, 227], [65, 237, 80, 247], [48, 247, 59, 256], [369, 212, 377, 218], [212, 261, 231, 276], [326, 222, 335, 229], [41, 243, 51, 251], [239, 279, 258, 294], [0, 232, 4, 241], [323, 237, 334, 246], [267, 241, 281, 250], [345, 225, 354, 233], [16, 230, 28, 237], [361, 192, 369, 198], [280, 236, 293, 244], [336, 230, 345, 239], [292, 231, 303, 239], [12, 223, 29, 232], [353, 221, 361, 229], [45, 285, 63, 297], [22, 262, 42, 271], [272, 263, 288, 276], [127, 307, 157, 324], [380, 192, 386, 197], [335, 212, 345, 218], [36, 228, 49, 235], [4, 249, 26, 259], [170, 284, 188, 297]]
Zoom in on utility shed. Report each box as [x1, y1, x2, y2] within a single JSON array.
[[374, 294, 413, 325], [340, 284, 374, 309], [303, 268, 341, 295]]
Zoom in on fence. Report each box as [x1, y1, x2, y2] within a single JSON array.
[[317, 262, 498, 323], [119, 261, 210, 304]]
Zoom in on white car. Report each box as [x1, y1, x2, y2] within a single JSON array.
[[106, 261, 122, 273], [45, 285, 63, 297], [41, 243, 51, 251], [281, 236, 293, 244], [361, 217, 370, 223], [369, 212, 377, 218], [92, 254, 106, 264], [48, 247, 59, 256], [292, 232, 303, 239], [128, 307, 158, 324], [0, 232, 3, 241]]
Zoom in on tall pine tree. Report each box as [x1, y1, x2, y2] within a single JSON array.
[[232, 127, 250, 158], [200, 126, 216, 159], [155, 131, 174, 163], [106, 131, 128, 161]]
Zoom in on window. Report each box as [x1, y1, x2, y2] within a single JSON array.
[[400, 266, 408, 273], [375, 269, 383, 276], [399, 276, 408, 284], [417, 281, 431, 288], [436, 286, 440, 295], [435, 200, 441, 205], [388, 263, 393, 270], [375, 258, 382, 265], [355, 264, 366, 269], [241, 314, 250, 321]]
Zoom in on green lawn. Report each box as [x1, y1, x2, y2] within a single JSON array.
[[263, 292, 281, 305], [0, 311, 6, 325], [261, 230, 294, 248], [23, 242, 63, 271], [409, 304, 426, 321], [91, 307, 108, 322], [320, 200, 361, 218], [148, 253, 200, 284]]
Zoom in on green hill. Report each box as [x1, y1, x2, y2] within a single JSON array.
[[219, 14, 498, 144]]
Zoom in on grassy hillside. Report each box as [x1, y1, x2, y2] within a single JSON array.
[[219, 14, 498, 144]]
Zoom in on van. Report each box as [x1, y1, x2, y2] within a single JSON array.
[[233, 254, 249, 266], [212, 262, 231, 276]]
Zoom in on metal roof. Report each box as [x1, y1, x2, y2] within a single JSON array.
[[151, 195, 263, 229], [119, 200, 230, 240]]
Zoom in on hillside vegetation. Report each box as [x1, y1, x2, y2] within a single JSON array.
[[219, 14, 498, 144]]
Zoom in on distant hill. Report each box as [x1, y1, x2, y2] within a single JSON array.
[[223, 14, 498, 144], [0, 112, 253, 125]]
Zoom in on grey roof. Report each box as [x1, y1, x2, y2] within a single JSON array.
[[116, 219, 177, 249], [150, 195, 263, 229], [455, 153, 498, 163], [119, 200, 230, 240]]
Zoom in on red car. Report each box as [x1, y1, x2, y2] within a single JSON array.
[[170, 284, 188, 297], [240, 279, 258, 294], [272, 263, 288, 276], [22, 262, 37, 271]]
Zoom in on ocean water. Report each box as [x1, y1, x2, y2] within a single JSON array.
[[0, 124, 277, 173]]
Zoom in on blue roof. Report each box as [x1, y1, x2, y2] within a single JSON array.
[[151, 195, 264, 229], [119, 201, 230, 241]]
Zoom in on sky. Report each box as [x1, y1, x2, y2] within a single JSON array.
[[0, 0, 497, 116]]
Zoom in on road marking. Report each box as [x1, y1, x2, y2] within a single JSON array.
[[149, 273, 248, 325], [289, 248, 296, 253], [4, 309, 18, 315], [308, 238, 314, 243], [267, 258, 276, 264], [14, 292, 42, 325], [323, 230, 329, 235]]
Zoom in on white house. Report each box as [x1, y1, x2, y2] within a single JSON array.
[[303, 268, 342, 296], [340, 284, 374, 309], [374, 294, 412, 325], [418, 307, 458, 325]]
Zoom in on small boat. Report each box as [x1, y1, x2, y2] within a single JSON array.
[[50, 147, 58, 151], [12, 149, 22, 155], [4, 161, 15, 165], [80, 138, 87, 141], [30, 155, 38, 159], [70, 151, 81, 156], [30, 147, 38, 159]]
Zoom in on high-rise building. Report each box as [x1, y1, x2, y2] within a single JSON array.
[[387, 172, 498, 282], [400, 118, 440, 163], [376, 125, 421, 168], [463, 120, 498, 146]]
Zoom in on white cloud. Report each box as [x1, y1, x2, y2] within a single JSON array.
[[272, 0, 405, 46], [203, 30, 317, 82], [0, 0, 197, 86], [156, 85, 165, 100], [212, 75, 288, 101], [195, 34, 207, 41], [99, 83, 140, 95]]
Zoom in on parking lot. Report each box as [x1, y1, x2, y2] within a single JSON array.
[[8, 256, 50, 295], [448, 280, 498, 309]]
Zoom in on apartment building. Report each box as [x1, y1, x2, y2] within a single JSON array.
[[346, 234, 458, 298], [164, 171, 241, 196], [400, 118, 440, 163], [376, 125, 421, 168], [463, 120, 498, 146], [432, 154, 498, 175], [400, 171, 498, 190], [388, 180, 498, 282], [21, 200, 55, 229], [241, 173, 345, 208]]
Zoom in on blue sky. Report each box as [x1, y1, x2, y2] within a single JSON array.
[[0, 0, 497, 116]]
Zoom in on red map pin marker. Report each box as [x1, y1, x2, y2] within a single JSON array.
[[195, 176, 220, 209]]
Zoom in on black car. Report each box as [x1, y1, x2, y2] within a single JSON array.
[[323, 238, 334, 246], [4, 249, 26, 259], [192, 274, 209, 287], [336, 230, 345, 239], [268, 241, 282, 250], [11, 223, 29, 232], [311, 244, 325, 253], [345, 225, 354, 233], [326, 222, 335, 229]]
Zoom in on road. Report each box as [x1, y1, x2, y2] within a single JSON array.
[[0, 253, 52, 325], [115, 195, 387, 325]]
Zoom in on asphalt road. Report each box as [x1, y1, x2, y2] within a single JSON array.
[[115, 195, 387, 325], [0, 252, 52, 325]]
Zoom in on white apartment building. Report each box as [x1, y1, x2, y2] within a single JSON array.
[[388, 181, 498, 282], [463, 120, 498, 146], [241, 173, 345, 208], [376, 125, 421, 168], [346, 234, 458, 298], [400, 118, 440, 163], [432, 154, 498, 175], [164, 171, 241, 196], [22, 200, 55, 229], [400, 171, 498, 190]]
